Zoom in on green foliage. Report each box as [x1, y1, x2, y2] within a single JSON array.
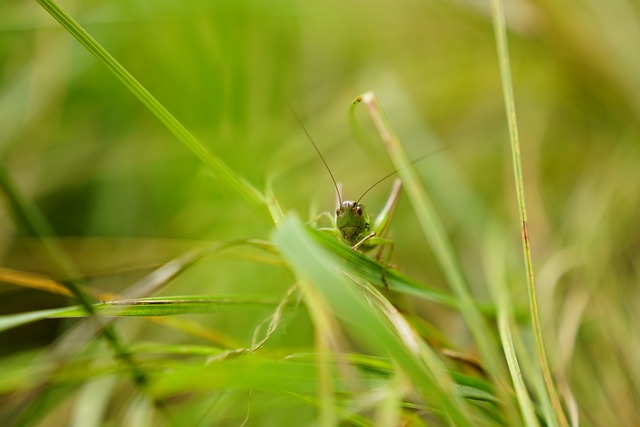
[[1, 0, 639, 426]]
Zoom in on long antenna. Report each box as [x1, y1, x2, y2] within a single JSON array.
[[356, 147, 447, 203], [288, 106, 342, 206]]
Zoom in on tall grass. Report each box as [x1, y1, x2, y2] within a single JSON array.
[[1, 0, 639, 426]]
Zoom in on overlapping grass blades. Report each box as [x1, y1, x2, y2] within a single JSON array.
[[350, 93, 510, 398], [274, 214, 488, 426], [8, 1, 572, 425]]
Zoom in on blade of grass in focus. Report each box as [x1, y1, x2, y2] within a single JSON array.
[[490, 1, 568, 426], [0, 295, 292, 333]]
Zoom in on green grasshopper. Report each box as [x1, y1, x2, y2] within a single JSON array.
[[294, 115, 401, 261], [333, 178, 401, 255], [293, 108, 442, 267]]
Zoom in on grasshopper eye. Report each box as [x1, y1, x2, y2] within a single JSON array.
[[355, 206, 363, 216], [336, 209, 341, 216]]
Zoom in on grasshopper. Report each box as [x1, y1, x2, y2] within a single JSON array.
[[333, 178, 401, 256], [293, 113, 401, 263]]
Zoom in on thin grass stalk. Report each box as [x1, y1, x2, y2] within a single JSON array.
[[35, 0, 268, 219], [350, 93, 507, 390], [489, 1, 568, 426], [498, 313, 540, 427], [484, 228, 541, 426]]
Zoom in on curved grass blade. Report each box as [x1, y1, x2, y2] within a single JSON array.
[[309, 220, 513, 320], [308, 226, 458, 308], [274, 214, 476, 426], [350, 93, 508, 391], [35, 0, 268, 219]]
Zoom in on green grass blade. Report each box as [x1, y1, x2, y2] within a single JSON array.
[[0, 295, 290, 333], [65, 295, 289, 317], [350, 93, 508, 393], [0, 307, 72, 333], [484, 229, 541, 426], [498, 313, 540, 427], [274, 214, 477, 426], [35, 0, 268, 219], [490, 1, 568, 426], [308, 226, 458, 308]]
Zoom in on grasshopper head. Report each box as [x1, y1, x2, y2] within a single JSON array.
[[336, 201, 370, 245]]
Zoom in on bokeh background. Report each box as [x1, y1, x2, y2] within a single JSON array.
[[1, 0, 639, 425]]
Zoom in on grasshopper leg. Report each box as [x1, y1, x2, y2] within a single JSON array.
[[309, 211, 335, 228], [372, 178, 402, 239], [351, 231, 377, 251], [373, 178, 402, 289]]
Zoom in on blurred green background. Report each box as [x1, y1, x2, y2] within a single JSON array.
[[1, 0, 639, 425]]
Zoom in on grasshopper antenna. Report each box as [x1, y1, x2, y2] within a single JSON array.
[[288, 106, 343, 206], [356, 147, 447, 203]]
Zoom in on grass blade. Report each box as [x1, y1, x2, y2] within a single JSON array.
[[484, 229, 540, 426], [350, 93, 508, 394], [0, 295, 289, 333], [35, 0, 268, 219], [308, 226, 458, 308], [490, 1, 568, 426]]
